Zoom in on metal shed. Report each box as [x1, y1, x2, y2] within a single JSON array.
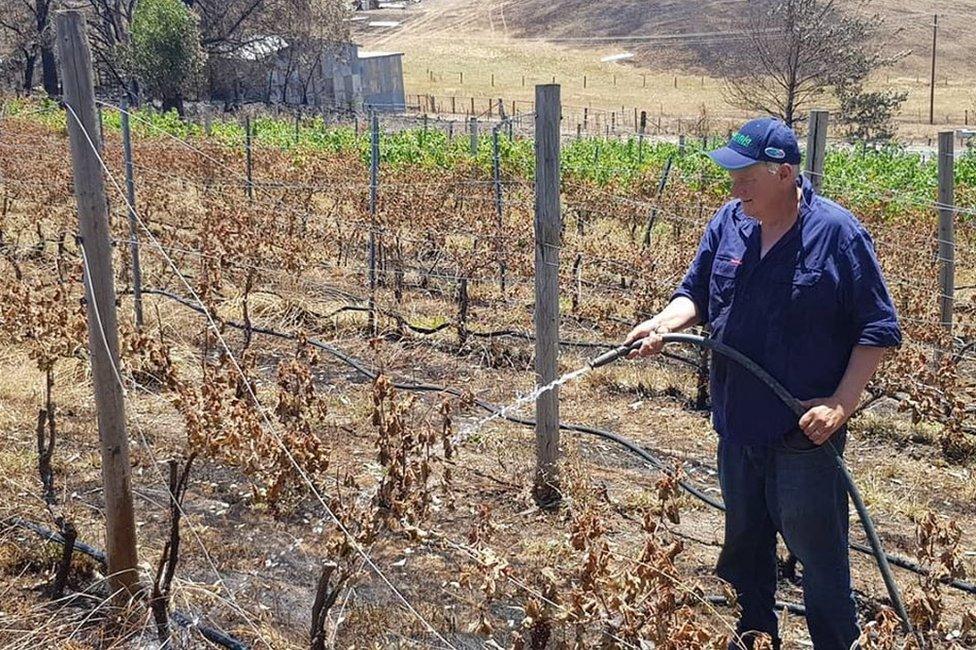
[[358, 51, 406, 112], [211, 39, 405, 113]]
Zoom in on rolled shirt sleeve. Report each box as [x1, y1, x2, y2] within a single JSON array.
[[841, 227, 902, 348]]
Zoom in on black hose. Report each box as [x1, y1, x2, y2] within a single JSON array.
[[5, 517, 249, 650], [603, 334, 917, 640]]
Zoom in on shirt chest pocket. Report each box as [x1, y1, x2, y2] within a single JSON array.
[[790, 268, 823, 300], [709, 257, 741, 314], [774, 266, 832, 321]]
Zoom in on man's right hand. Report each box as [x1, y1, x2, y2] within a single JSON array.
[[624, 319, 671, 359]]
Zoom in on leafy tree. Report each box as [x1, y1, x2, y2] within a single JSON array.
[[711, 0, 906, 128], [836, 85, 908, 143], [130, 0, 205, 114]]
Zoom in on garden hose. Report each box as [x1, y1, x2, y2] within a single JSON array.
[[591, 333, 918, 640]]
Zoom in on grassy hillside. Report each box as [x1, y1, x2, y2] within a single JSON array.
[[357, 0, 976, 140]]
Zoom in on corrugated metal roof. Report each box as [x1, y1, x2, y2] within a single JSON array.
[[234, 35, 289, 61], [359, 50, 404, 59]]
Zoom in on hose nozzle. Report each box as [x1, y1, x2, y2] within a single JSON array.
[[589, 340, 643, 369]]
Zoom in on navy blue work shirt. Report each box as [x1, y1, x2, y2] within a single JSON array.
[[672, 176, 901, 446]]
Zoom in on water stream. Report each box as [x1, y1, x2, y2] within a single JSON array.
[[453, 365, 593, 445]]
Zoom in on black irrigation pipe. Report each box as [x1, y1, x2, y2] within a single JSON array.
[[9, 516, 106, 564], [140, 289, 976, 602], [140, 288, 701, 369], [169, 612, 248, 650], [706, 595, 806, 617], [5, 517, 248, 650]]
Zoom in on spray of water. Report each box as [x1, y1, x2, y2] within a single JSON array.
[[453, 365, 593, 445]]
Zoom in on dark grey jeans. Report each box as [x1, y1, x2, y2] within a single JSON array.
[[716, 431, 859, 650]]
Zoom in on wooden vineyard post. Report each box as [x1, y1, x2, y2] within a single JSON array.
[[804, 109, 828, 192], [937, 131, 955, 347], [469, 117, 478, 156], [369, 111, 380, 335], [533, 84, 561, 508], [492, 126, 506, 295], [120, 96, 143, 331], [55, 10, 142, 603]]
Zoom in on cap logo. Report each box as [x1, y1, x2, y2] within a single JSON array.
[[731, 131, 752, 147], [764, 146, 785, 159]]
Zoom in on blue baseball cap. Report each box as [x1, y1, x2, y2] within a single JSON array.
[[708, 117, 802, 170]]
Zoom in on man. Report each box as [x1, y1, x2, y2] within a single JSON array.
[[625, 117, 901, 649]]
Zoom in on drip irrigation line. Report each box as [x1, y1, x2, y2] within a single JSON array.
[[170, 611, 248, 650], [8, 516, 106, 564], [139, 287, 700, 370], [136, 288, 976, 599], [705, 594, 807, 617], [5, 517, 246, 650]]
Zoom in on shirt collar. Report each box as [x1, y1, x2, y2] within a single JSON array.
[[798, 173, 816, 212]]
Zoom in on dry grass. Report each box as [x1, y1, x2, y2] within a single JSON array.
[[2, 121, 975, 647], [358, 0, 976, 141]]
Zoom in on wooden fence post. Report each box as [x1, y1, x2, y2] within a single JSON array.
[[937, 131, 955, 342], [120, 96, 143, 331], [55, 10, 141, 602], [804, 109, 829, 192], [533, 84, 561, 508]]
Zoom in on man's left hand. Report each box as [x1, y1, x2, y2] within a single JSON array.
[[798, 396, 853, 445]]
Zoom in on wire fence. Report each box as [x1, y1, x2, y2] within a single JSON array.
[[3, 96, 976, 646]]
